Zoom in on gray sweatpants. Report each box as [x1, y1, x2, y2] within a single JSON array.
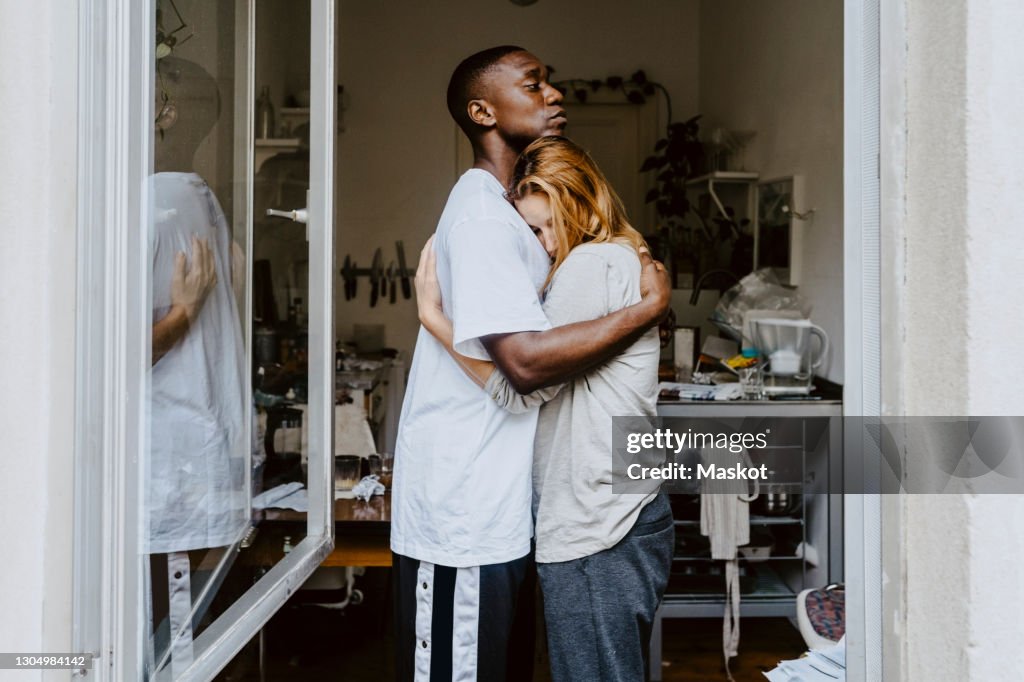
[[537, 493, 674, 682]]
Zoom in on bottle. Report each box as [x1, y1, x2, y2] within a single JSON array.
[[255, 86, 275, 140], [286, 299, 297, 329], [282, 535, 293, 554]]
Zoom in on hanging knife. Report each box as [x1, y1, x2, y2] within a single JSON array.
[[370, 248, 383, 307], [387, 261, 398, 304], [396, 240, 412, 299], [341, 255, 353, 300]]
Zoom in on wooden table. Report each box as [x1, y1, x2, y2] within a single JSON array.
[[242, 493, 393, 567]]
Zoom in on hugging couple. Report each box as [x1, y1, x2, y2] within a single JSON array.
[[392, 45, 675, 682]]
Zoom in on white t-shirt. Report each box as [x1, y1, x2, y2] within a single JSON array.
[[391, 169, 552, 567], [145, 172, 248, 554]]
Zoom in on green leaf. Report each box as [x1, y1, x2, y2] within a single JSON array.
[[645, 188, 660, 203], [626, 91, 646, 105], [631, 70, 648, 85], [655, 138, 668, 151]]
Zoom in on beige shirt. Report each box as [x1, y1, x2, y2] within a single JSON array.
[[484, 242, 661, 563]]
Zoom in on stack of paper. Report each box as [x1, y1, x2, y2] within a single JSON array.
[[658, 382, 744, 401], [763, 637, 845, 681]]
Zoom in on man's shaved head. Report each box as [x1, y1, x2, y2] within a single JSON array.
[[446, 45, 527, 135]]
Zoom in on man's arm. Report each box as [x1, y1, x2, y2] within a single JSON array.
[[481, 250, 670, 394], [152, 235, 217, 365]]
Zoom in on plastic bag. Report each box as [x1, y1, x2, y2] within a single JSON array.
[[713, 268, 810, 338]]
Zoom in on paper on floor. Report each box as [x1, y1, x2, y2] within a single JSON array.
[[763, 637, 845, 681]]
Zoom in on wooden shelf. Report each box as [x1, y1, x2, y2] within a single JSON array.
[[685, 170, 759, 185]]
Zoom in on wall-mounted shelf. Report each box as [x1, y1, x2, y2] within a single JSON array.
[[254, 138, 302, 173], [255, 138, 302, 147], [686, 171, 760, 184], [685, 171, 761, 272], [254, 109, 310, 172]]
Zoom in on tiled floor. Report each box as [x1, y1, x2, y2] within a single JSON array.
[[218, 568, 807, 681]]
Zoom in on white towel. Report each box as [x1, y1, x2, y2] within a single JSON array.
[[700, 445, 760, 680], [252, 482, 365, 511]]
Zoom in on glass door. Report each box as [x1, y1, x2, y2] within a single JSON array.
[[128, 1, 333, 678]]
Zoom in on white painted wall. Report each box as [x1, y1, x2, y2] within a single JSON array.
[[0, 0, 78, 677], [960, 1, 1024, 669], [698, 0, 845, 382], [890, 0, 1024, 679], [335, 0, 701, 357]]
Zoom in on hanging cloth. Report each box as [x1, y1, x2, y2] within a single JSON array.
[[700, 445, 759, 681]]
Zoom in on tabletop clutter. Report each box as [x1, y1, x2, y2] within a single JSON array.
[[253, 354, 392, 510], [670, 268, 830, 399], [763, 636, 846, 681]]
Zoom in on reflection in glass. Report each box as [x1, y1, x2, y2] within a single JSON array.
[[147, 56, 250, 677], [144, 4, 252, 677], [142, 1, 313, 677]]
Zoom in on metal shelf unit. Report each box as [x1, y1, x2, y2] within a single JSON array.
[[649, 399, 843, 681]]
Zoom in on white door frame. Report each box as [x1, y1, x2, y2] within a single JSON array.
[[843, 0, 884, 679], [72, 1, 336, 679]]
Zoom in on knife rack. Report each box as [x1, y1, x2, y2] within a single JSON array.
[[338, 265, 415, 279], [340, 241, 416, 304]]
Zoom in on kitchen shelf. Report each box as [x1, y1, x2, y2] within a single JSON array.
[[672, 555, 807, 562], [254, 138, 303, 173], [665, 563, 794, 600], [683, 170, 760, 273], [255, 138, 302, 147], [685, 171, 760, 185], [650, 399, 843, 681], [675, 515, 804, 526]]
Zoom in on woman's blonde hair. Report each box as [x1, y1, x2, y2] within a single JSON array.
[[510, 136, 648, 290]]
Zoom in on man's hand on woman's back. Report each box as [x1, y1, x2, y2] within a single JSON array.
[[637, 248, 672, 326]]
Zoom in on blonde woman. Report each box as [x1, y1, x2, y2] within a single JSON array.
[[416, 136, 674, 681]]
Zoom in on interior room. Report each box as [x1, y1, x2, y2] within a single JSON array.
[[152, 0, 846, 680]]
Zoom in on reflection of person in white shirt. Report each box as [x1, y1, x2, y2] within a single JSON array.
[[145, 55, 248, 676], [148, 173, 247, 556], [152, 233, 216, 365]]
